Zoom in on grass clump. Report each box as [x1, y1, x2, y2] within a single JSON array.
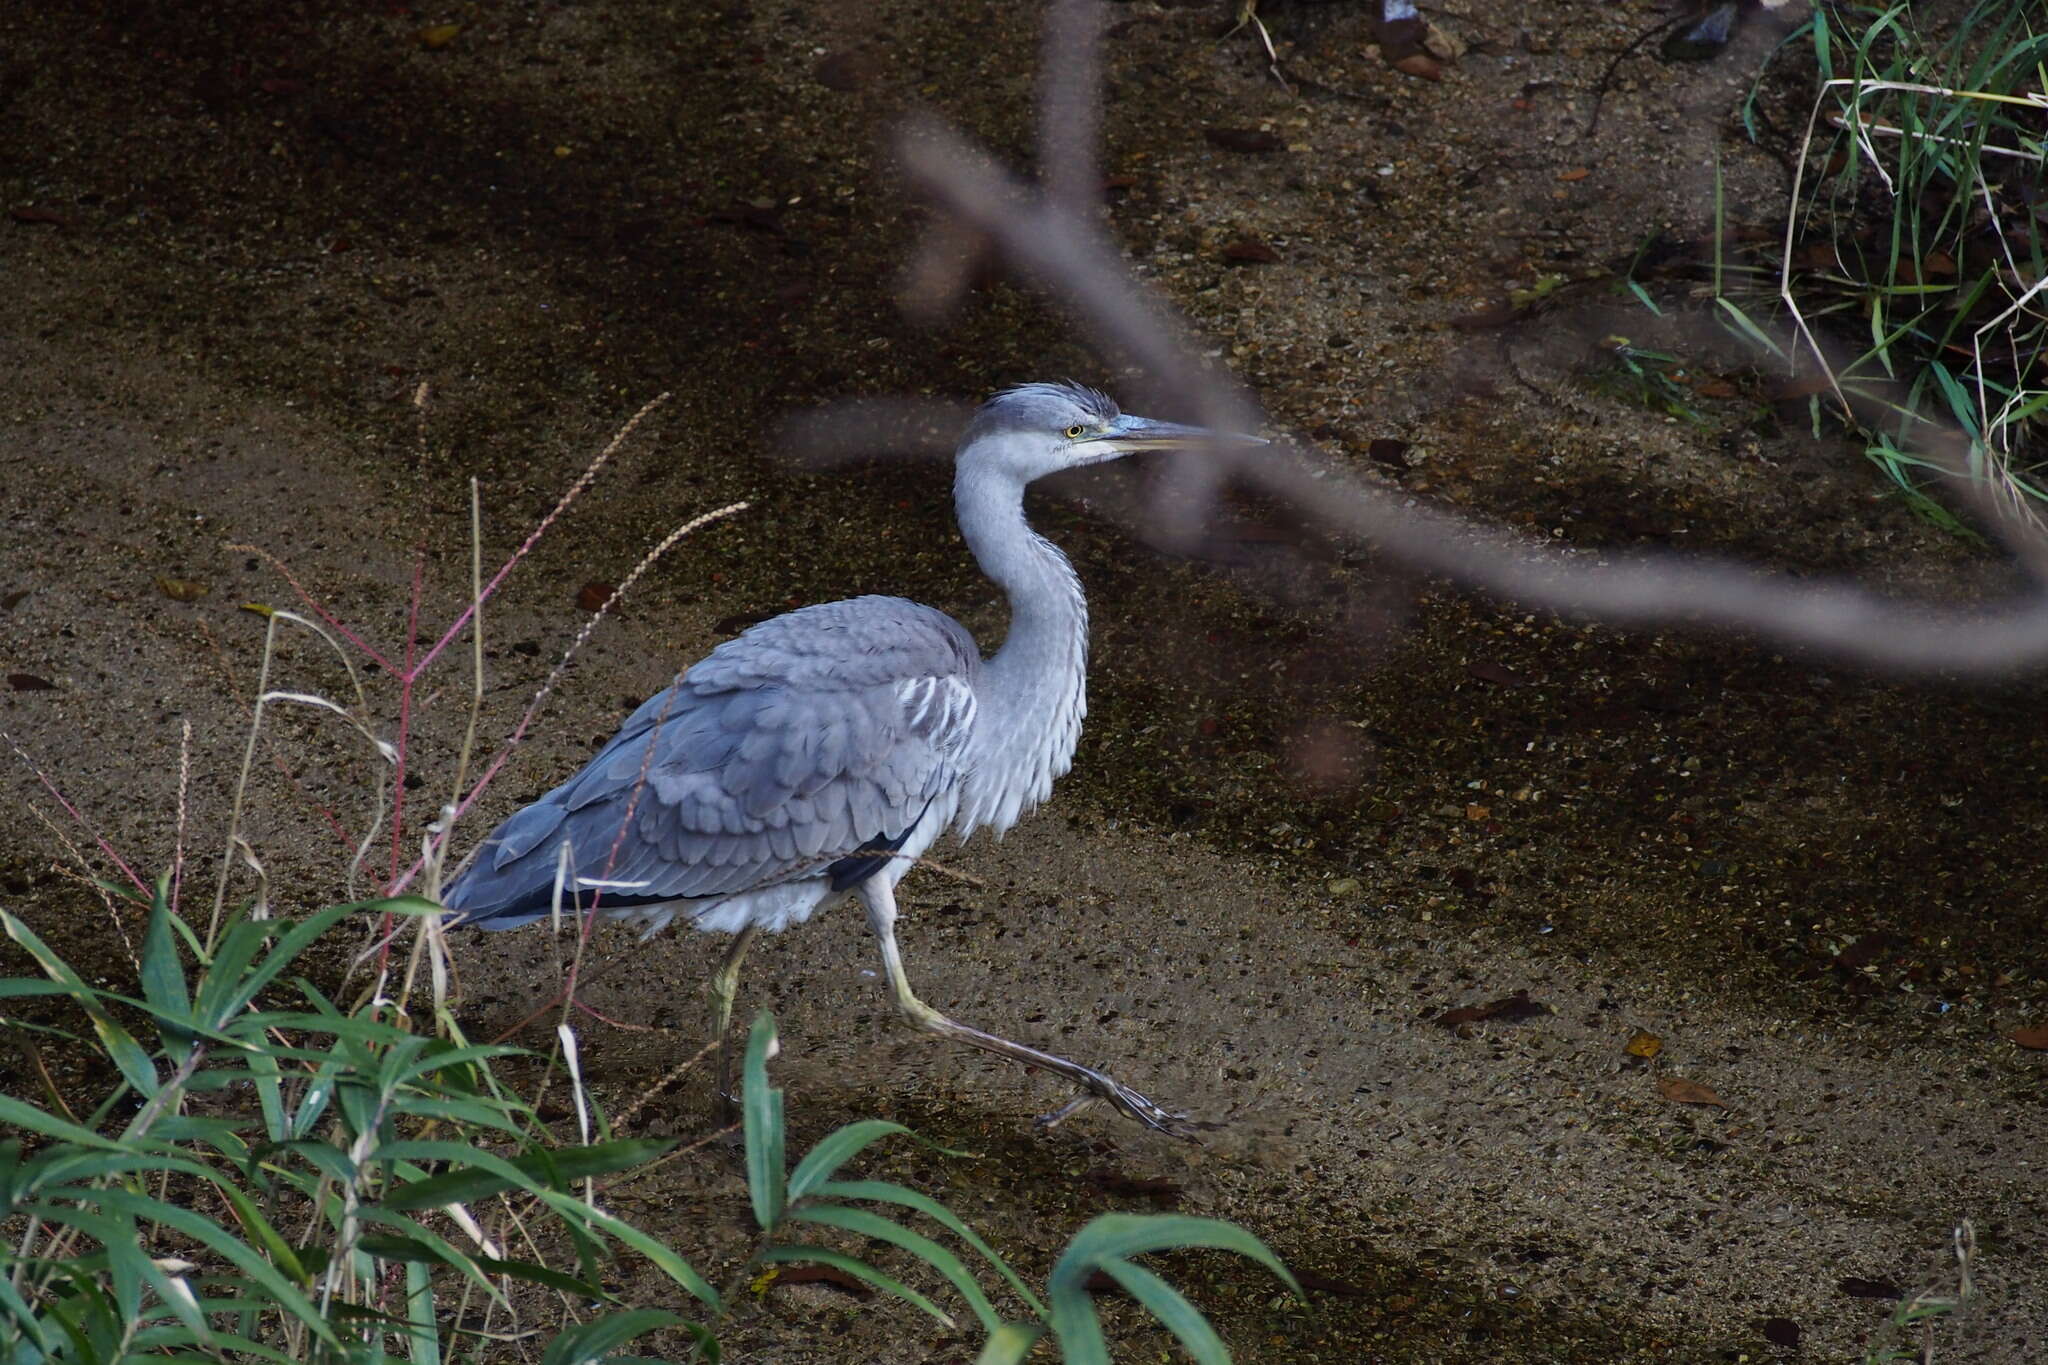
[[0, 880, 1297, 1361], [1737, 0, 2048, 529]]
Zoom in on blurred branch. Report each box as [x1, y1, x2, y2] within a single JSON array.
[[844, 2, 2048, 675]]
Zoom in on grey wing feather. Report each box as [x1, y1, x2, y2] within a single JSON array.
[[443, 596, 980, 925]]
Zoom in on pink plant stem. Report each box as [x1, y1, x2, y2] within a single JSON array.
[[5, 735, 149, 894], [229, 543, 396, 674]]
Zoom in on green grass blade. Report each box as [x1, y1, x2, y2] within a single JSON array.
[[539, 1308, 692, 1365], [1096, 1258, 1230, 1365], [785, 1120, 914, 1203], [1047, 1273, 1111, 1365], [91, 1188, 343, 1349], [0, 1274, 55, 1356], [1714, 297, 1788, 360], [403, 1258, 441, 1365], [817, 1179, 1046, 1317], [377, 1137, 674, 1210], [743, 1009, 785, 1231], [791, 1203, 1002, 1335], [536, 1191, 723, 1312], [973, 1322, 1045, 1365], [0, 1095, 129, 1152], [758, 1245, 956, 1331], [1050, 1214, 1300, 1300], [215, 1181, 310, 1285], [1, 909, 158, 1097], [139, 871, 196, 1055]]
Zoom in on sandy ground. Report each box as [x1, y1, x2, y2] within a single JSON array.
[[3, 0, 2044, 1359]]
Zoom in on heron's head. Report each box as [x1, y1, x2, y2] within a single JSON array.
[[959, 381, 1234, 484]]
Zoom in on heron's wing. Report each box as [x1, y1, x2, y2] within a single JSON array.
[[443, 597, 979, 925]]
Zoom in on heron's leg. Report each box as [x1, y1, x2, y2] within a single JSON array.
[[856, 877, 1208, 1140], [709, 924, 759, 1119]]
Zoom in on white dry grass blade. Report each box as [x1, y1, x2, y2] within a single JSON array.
[[211, 605, 391, 941], [558, 1022, 596, 1206]]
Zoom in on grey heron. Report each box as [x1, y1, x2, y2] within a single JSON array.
[[441, 382, 1244, 1137]]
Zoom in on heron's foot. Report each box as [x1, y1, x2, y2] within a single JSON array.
[[903, 1003, 1214, 1141], [1032, 1064, 1217, 1141]]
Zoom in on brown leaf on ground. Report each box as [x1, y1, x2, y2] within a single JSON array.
[[1203, 127, 1283, 155], [1766, 373, 1833, 401], [1762, 1318, 1800, 1348], [1435, 991, 1551, 1030], [1465, 659, 1526, 686], [8, 674, 56, 691], [1083, 1269, 1126, 1296], [1393, 54, 1442, 81], [1295, 1271, 1371, 1297], [1625, 1029, 1663, 1059], [1366, 437, 1411, 470], [813, 50, 879, 92], [155, 577, 211, 602], [1450, 300, 1518, 330], [1788, 241, 1841, 271], [1080, 1165, 1184, 1204], [2009, 1024, 2048, 1050], [1, 589, 26, 610], [1557, 168, 1591, 182], [417, 23, 461, 49], [575, 582, 615, 612], [1835, 931, 1899, 971], [1657, 1076, 1728, 1108], [769, 1264, 873, 1298], [1222, 237, 1280, 265], [10, 205, 74, 228], [1693, 379, 1739, 399]]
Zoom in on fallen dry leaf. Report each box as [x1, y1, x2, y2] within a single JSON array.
[[575, 582, 615, 612], [1625, 1029, 1663, 1059], [8, 673, 56, 691], [1767, 373, 1833, 401], [1450, 300, 1518, 331], [1393, 53, 1442, 81], [1464, 803, 1491, 821], [1366, 437, 1411, 470], [1435, 991, 1551, 1029], [1222, 236, 1280, 265], [1, 589, 25, 610], [417, 23, 462, 49], [1465, 659, 1526, 687], [768, 1264, 872, 1298], [1693, 379, 1739, 399], [155, 577, 211, 602], [1080, 1165, 1184, 1204], [10, 205, 75, 228], [2009, 1024, 2048, 1050], [1788, 241, 1841, 272], [1657, 1075, 1728, 1108], [1293, 1271, 1371, 1298], [812, 49, 878, 91], [1203, 127, 1283, 155], [1557, 167, 1591, 182]]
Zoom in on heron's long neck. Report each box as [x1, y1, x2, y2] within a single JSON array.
[[954, 465, 1089, 838]]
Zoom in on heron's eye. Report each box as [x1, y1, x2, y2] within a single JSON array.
[[1064, 424, 1086, 439]]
